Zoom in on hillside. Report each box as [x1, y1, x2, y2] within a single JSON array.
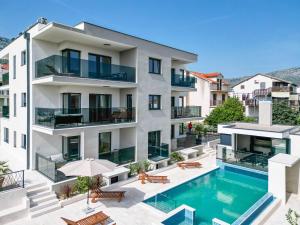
[[227, 67, 300, 87], [0, 36, 10, 50]]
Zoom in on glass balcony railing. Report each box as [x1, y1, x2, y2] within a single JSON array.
[[35, 107, 135, 129], [35, 55, 136, 83], [171, 74, 196, 88], [36, 153, 80, 182], [171, 106, 201, 119], [99, 146, 135, 165], [2, 106, 9, 118], [2, 73, 9, 86], [148, 143, 169, 162]]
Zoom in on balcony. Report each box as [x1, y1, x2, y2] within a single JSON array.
[[36, 153, 79, 182], [245, 99, 258, 107], [272, 86, 293, 92], [210, 83, 229, 92], [35, 55, 136, 83], [210, 100, 224, 107], [252, 88, 272, 97], [2, 106, 9, 118], [35, 107, 135, 129], [98, 146, 135, 165], [171, 74, 196, 88], [148, 143, 169, 162], [2, 73, 9, 86], [171, 106, 201, 119]]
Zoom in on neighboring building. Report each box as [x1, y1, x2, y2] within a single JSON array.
[[0, 19, 202, 181], [231, 74, 299, 117], [217, 101, 300, 171], [188, 72, 229, 117]]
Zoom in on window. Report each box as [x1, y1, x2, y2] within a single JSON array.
[[21, 92, 26, 107], [62, 136, 80, 160], [21, 50, 26, 66], [179, 123, 184, 135], [171, 125, 175, 139], [241, 85, 245, 89], [99, 132, 111, 156], [62, 93, 81, 114], [13, 131, 16, 147], [220, 134, 231, 146], [149, 95, 161, 110], [13, 93, 16, 117], [3, 128, 8, 143], [21, 134, 26, 149], [13, 55, 16, 79], [179, 96, 184, 107], [222, 94, 226, 102], [149, 58, 161, 74], [62, 49, 81, 75], [88, 53, 111, 77]]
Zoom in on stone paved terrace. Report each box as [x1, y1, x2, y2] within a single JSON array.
[[7, 154, 217, 225]]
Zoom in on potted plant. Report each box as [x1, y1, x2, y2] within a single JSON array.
[[170, 152, 184, 164], [0, 161, 11, 188]]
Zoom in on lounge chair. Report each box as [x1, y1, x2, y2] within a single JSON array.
[[90, 188, 125, 203], [177, 161, 201, 169], [61, 211, 116, 225], [138, 172, 168, 184]]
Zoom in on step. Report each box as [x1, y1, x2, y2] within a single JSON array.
[[0, 204, 28, 224], [28, 190, 53, 199], [30, 199, 59, 212], [27, 186, 49, 196], [26, 182, 47, 191], [30, 204, 61, 218], [30, 193, 57, 205]]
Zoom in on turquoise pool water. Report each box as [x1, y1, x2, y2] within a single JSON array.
[[144, 167, 268, 225]]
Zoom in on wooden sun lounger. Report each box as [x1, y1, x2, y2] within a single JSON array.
[[61, 211, 116, 225], [138, 172, 168, 184], [177, 161, 201, 169], [91, 188, 125, 203]]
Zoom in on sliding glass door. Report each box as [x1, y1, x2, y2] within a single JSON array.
[[62, 136, 80, 160], [62, 49, 81, 75], [89, 94, 112, 122], [88, 53, 111, 78], [62, 93, 81, 114]]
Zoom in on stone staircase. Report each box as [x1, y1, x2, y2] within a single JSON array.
[[26, 182, 61, 218]]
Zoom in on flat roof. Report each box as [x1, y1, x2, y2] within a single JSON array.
[[269, 153, 300, 167], [223, 122, 297, 133]]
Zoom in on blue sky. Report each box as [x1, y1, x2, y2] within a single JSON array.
[[1, 0, 300, 78]]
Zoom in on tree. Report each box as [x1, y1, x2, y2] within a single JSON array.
[[205, 97, 245, 126], [272, 101, 299, 125]]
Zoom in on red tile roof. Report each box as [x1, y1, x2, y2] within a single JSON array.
[[191, 71, 228, 84]]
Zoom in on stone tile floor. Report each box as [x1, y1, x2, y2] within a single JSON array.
[[7, 154, 217, 225]]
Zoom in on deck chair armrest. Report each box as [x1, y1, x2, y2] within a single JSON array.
[[61, 217, 78, 225]]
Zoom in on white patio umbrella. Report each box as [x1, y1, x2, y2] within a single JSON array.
[[58, 158, 117, 213]]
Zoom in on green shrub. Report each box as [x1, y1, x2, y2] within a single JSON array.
[[170, 152, 184, 162], [73, 177, 90, 194], [286, 208, 299, 225], [0, 161, 11, 175], [142, 160, 151, 172]]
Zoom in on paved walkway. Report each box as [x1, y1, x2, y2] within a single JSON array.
[[7, 154, 217, 225], [264, 194, 300, 225]]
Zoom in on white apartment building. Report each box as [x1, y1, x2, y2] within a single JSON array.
[[0, 19, 202, 182], [231, 73, 299, 117], [188, 72, 229, 117]]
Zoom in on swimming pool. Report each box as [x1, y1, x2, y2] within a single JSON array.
[[144, 165, 268, 225]]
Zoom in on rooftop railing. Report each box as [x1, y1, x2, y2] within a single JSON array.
[[35, 107, 135, 129], [0, 170, 24, 192], [171, 106, 201, 119], [171, 74, 196, 88], [35, 55, 136, 83], [99, 146, 135, 165]]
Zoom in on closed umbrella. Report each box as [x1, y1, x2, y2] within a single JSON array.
[[58, 158, 117, 213]]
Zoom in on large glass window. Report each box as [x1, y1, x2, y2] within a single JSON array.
[[148, 131, 161, 147], [220, 134, 231, 146], [179, 123, 185, 135], [62, 93, 81, 114], [149, 95, 161, 110], [171, 125, 175, 139], [62, 136, 80, 160], [149, 58, 161, 74], [88, 53, 111, 77], [99, 132, 111, 155], [62, 49, 81, 75], [89, 94, 112, 122]]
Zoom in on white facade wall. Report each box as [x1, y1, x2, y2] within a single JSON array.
[[0, 21, 197, 172]]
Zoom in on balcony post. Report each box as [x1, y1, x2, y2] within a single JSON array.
[[80, 132, 85, 160]]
